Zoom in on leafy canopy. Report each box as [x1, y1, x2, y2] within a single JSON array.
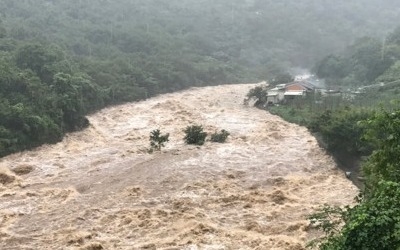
[[183, 125, 207, 145], [210, 129, 230, 143], [310, 108, 400, 250]]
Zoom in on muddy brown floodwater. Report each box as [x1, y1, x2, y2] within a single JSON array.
[[0, 84, 358, 250]]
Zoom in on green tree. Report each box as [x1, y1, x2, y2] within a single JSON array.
[[314, 55, 348, 79], [52, 72, 88, 131], [183, 125, 207, 145], [246, 85, 268, 106], [210, 129, 230, 143], [361, 109, 400, 189], [308, 108, 373, 158], [15, 43, 63, 83], [310, 108, 400, 249], [149, 129, 169, 151], [309, 181, 400, 250]]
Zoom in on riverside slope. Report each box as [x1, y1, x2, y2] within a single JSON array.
[[0, 84, 358, 249]]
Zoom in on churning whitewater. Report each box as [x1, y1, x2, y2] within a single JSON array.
[[0, 84, 357, 249]]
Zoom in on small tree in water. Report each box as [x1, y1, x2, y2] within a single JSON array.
[[184, 125, 207, 145], [210, 129, 230, 143], [246, 85, 268, 106], [149, 129, 169, 152]]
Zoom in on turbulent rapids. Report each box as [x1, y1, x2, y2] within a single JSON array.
[[0, 84, 357, 249]]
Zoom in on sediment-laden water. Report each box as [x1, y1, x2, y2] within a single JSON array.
[[0, 84, 357, 249]]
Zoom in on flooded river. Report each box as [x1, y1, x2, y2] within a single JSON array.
[[0, 84, 357, 249]]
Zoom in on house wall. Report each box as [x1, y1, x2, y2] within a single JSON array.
[[267, 92, 285, 104], [267, 96, 277, 104], [278, 92, 285, 101]]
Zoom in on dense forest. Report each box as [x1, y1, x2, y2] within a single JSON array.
[[314, 27, 400, 88], [1, 0, 400, 157]]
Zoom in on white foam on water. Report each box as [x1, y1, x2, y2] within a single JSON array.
[[0, 84, 357, 249]]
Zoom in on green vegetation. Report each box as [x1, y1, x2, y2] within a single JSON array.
[[245, 85, 268, 106], [0, 41, 96, 156], [309, 181, 400, 249], [183, 125, 207, 145], [314, 27, 400, 88], [246, 84, 400, 249], [210, 129, 230, 143], [1, 0, 400, 157], [242, 26, 400, 250], [266, 46, 400, 250], [267, 105, 375, 177], [308, 108, 374, 158], [1, 0, 400, 247], [250, 25, 400, 180], [149, 129, 169, 152], [241, 24, 400, 249], [299, 27, 400, 250], [361, 109, 400, 190], [308, 110, 400, 249], [269, 106, 313, 126]]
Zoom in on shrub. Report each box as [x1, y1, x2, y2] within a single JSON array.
[[361, 108, 400, 188], [210, 129, 230, 143], [246, 86, 268, 106], [308, 181, 400, 249], [149, 129, 169, 151], [307, 108, 374, 157], [183, 125, 207, 145]]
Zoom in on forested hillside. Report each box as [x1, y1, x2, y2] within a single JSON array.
[[1, 0, 400, 156], [314, 27, 400, 89]]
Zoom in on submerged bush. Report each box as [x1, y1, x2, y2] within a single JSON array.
[[183, 125, 207, 145], [149, 129, 169, 151], [246, 85, 268, 106], [210, 129, 230, 143]]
